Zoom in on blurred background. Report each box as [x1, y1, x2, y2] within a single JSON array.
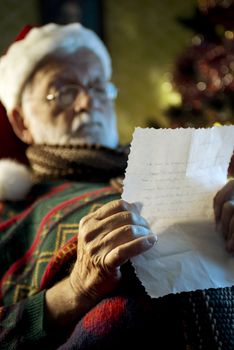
[[0, 0, 234, 144]]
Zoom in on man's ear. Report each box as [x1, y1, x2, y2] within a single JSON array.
[[9, 108, 33, 144]]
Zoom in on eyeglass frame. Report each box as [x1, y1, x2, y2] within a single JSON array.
[[45, 81, 118, 109]]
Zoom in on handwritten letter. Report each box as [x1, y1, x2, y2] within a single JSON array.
[[122, 126, 234, 297]]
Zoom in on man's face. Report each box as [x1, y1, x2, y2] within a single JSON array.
[[20, 48, 119, 148]]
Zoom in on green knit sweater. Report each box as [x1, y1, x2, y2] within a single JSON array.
[[1, 180, 234, 350], [0, 180, 120, 349]]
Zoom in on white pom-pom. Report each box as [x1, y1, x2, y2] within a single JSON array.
[[0, 159, 33, 201]]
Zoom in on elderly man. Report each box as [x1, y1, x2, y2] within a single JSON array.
[[0, 23, 157, 349], [0, 22, 234, 350]]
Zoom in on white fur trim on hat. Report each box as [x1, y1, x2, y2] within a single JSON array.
[[0, 159, 33, 200], [0, 23, 111, 114]]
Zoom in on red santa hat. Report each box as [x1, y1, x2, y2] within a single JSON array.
[[0, 22, 111, 114]]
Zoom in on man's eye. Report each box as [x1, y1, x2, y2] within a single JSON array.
[[63, 86, 78, 96], [47, 87, 59, 99], [47, 93, 55, 101], [90, 79, 105, 87], [93, 86, 105, 93], [89, 83, 106, 94]]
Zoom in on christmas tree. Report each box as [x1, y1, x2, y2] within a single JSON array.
[[166, 0, 234, 128]]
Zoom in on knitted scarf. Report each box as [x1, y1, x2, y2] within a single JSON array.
[[26, 144, 129, 182]]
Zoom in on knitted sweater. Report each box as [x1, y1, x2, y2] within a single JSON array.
[[0, 180, 120, 349], [0, 180, 234, 350]]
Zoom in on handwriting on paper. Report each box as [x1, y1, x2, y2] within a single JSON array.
[[122, 126, 234, 297]]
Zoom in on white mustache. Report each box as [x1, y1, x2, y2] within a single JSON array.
[[71, 112, 92, 133]]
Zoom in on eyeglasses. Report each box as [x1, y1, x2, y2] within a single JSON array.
[[46, 82, 118, 109]]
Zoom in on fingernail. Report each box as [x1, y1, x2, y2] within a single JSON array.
[[147, 235, 157, 245], [133, 201, 143, 213]]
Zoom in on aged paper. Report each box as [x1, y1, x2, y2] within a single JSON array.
[[122, 126, 234, 297]]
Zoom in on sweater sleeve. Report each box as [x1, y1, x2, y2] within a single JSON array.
[[0, 290, 49, 349]]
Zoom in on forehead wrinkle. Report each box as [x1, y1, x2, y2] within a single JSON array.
[[23, 49, 105, 99]]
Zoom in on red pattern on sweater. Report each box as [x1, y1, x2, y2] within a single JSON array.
[[82, 296, 126, 336]]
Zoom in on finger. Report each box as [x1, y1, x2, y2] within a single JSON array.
[[93, 199, 141, 220], [101, 224, 155, 251], [220, 200, 234, 239], [101, 210, 149, 232], [228, 215, 234, 241], [226, 234, 234, 253], [79, 200, 138, 231], [214, 180, 234, 221], [225, 214, 234, 252], [84, 225, 154, 258], [82, 211, 151, 246], [79, 201, 125, 228], [104, 235, 157, 269]]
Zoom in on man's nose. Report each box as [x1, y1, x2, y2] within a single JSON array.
[[73, 90, 91, 112]]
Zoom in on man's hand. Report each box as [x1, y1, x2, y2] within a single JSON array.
[[45, 199, 156, 331], [214, 179, 234, 252], [70, 199, 156, 302]]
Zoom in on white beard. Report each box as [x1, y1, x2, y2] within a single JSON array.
[[23, 103, 119, 148], [25, 111, 96, 146]]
